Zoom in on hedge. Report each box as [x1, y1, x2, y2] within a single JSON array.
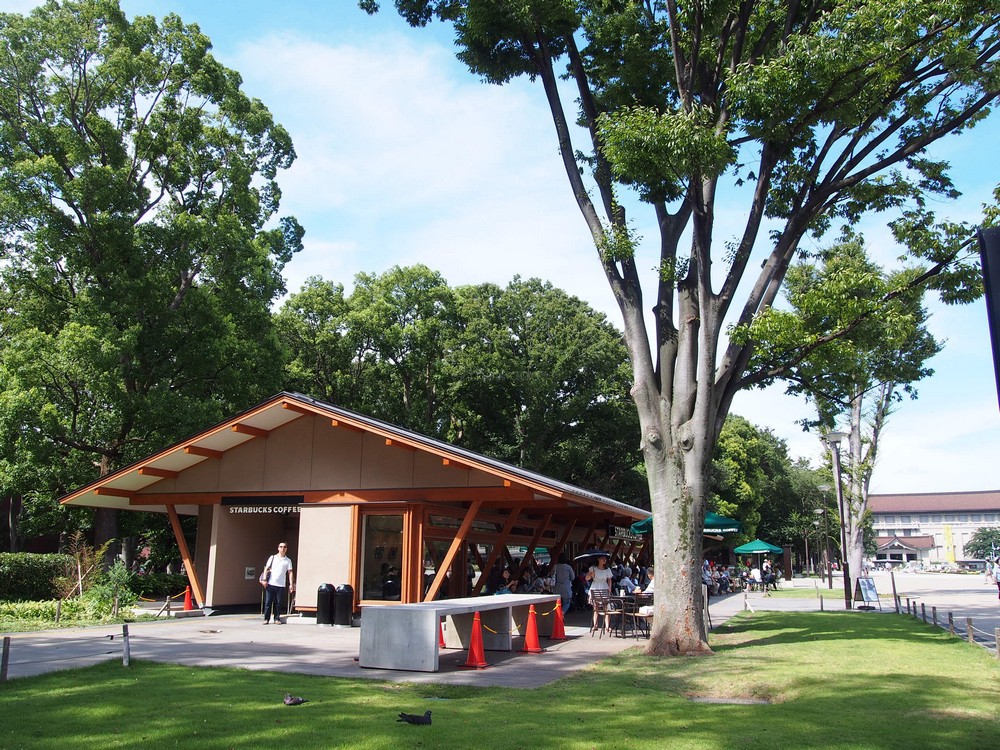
[[0, 553, 72, 602]]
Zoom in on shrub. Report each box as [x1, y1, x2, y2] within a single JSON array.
[[130, 572, 188, 599], [0, 598, 88, 621], [0, 553, 73, 602]]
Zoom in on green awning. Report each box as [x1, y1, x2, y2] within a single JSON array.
[[733, 538, 783, 554], [629, 512, 742, 536]]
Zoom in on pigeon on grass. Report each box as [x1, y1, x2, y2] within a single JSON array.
[[283, 694, 307, 706], [397, 710, 432, 725]]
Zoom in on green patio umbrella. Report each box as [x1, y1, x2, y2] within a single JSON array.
[[629, 512, 742, 536], [733, 539, 783, 555]]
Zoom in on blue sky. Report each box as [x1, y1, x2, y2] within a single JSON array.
[[4, 1, 999, 494]]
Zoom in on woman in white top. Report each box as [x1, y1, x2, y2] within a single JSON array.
[[586, 554, 614, 632]]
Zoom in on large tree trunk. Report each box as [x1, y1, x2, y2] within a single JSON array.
[[645, 433, 711, 654]]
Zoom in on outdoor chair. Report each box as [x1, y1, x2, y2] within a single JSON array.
[[621, 598, 652, 639], [590, 590, 615, 637]]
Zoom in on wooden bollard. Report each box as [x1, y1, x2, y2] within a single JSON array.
[[1, 636, 10, 682], [948, 612, 955, 636], [921, 603, 927, 622], [967, 617, 975, 644], [122, 624, 131, 668], [932, 606, 938, 627], [995, 628, 1000, 659]]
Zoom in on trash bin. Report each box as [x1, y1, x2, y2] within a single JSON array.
[[316, 583, 334, 626], [333, 583, 354, 628]]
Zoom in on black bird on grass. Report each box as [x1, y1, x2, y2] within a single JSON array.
[[397, 710, 432, 725], [284, 694, 307, 706]]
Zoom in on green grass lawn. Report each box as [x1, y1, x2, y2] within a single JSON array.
[[2, 611, 998, 749]]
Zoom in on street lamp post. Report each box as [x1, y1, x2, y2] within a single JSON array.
[[823, 431, 852, 610], [814, 509, 832, 589]]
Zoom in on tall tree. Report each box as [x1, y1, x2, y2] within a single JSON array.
[[364, 0, 998, 653], [0, 0, 302, 551], [448, 277, 645, 501], [747, 240, 941, 582]]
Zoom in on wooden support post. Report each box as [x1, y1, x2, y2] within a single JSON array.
[[967, 617, 975, 644], [932, 606, 938, 627], [122, 625, 131, 667], [424, 501, 482, 602], [921, 603, 926, 622], [167, 504, 205, 608], [1, 636, 9, 682], [55, 599, 61, 624], [949, 612, 955, 636]]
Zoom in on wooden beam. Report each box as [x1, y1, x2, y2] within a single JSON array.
[[167, 505, 204, 608], [473, 506, 522, 595], [384, 438, 416, 451], [424, 500, 483, 602], [138, 467, 178, 479], [281, 401, 312, 415], [94, 487, 134, 499], [511, 513, 552, 582], [184, 445, 223, 460], [232, 423, 269, 438], [331, 419, 364, 432], [548, 518, 578, 568], [441, 458, 470, 470]]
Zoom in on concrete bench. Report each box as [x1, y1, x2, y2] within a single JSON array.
[[359, 593, 561, 672]]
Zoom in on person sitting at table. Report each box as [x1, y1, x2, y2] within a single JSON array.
[[702, 566, 719, 596], [637, 567, 654, 594], [618, 566, 637, 595], [718, 567, 732, 594]]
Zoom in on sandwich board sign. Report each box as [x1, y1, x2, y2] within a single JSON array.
[[854, 577, 881, 610]]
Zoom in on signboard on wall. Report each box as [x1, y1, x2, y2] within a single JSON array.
[[222, 496, 304, 515]]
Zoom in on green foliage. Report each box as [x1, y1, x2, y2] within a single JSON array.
[[0, 0, 301, 547], [965, 527, 1000, 561], [278, 268, 646, 501], [0, 597, 88, 622], [85, 561, 138, 617], [598, 105, 734, 201], [0, 552, 72, 602], [129, 572, 188, 599], [53, 531, 111, 600]]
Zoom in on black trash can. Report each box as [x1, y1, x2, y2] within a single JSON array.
[[316, 583, 334, 626], [333, 584, 354, 628]]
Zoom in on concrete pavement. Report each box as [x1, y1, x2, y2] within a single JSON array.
[[3, 572, 995, 686]]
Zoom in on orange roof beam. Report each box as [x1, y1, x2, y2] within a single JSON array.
[[232, 423, 269, 438], [184, 445, 223, 460]]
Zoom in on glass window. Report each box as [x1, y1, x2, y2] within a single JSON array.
[[931, 515, 942, 523], [971, 514, 982, 522], [900, 515, 911, 524], [919, 515, 929, 523], [945, 515, 956, 522], [957, 515, 969, 522], [360, 514, 404, 601]]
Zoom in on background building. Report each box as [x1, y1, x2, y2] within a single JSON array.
[[869, 491, 1000, 569]]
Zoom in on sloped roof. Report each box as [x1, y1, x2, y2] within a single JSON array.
[[869, 491, 1000, 513], [59, 392, 647, 523], [875, 535, 936, 551]]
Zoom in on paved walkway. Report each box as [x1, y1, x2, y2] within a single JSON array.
[[4, 573, 995, 687]]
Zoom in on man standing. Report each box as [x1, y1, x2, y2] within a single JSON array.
[[262, 542, 295, 624]]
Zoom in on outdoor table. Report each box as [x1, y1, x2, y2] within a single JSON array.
[[358, 593, 560, 672]]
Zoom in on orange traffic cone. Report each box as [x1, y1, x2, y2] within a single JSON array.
[[550, 602, 567, 641], [459, 611, 488, 669], [520, 604, 544, 653], [183, 586, 193, 611], [439, 619, 446, 648]]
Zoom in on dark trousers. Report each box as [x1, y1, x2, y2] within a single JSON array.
[[264, 584, 287, 621]]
